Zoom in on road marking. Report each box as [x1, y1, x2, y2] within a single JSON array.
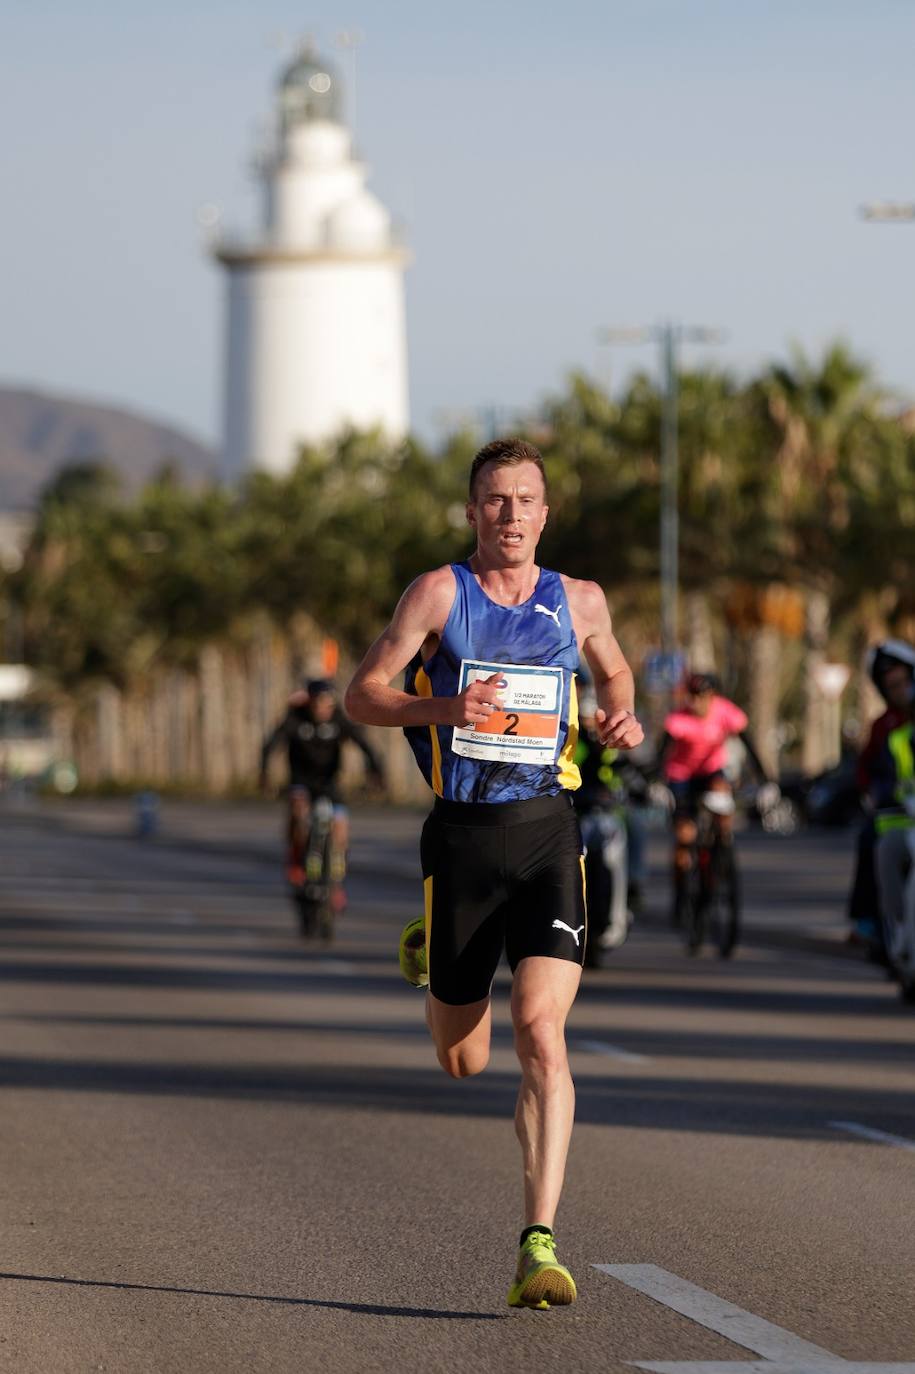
[[575, 1039, 649, 1064], [628, 1365, 915, 1373], [594, 1265, 915, 1372], [596, 1264, 835, 1363], [829, 1121, 915, 1154]]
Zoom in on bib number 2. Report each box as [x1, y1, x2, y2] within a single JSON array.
[[452, 660, 564, 766]]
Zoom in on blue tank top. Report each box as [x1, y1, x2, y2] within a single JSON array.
[[404, 562, 581, 803]]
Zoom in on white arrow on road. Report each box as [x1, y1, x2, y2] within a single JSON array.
[[594, 1264, 915, 1374], [630, 1366, 915, 1373]]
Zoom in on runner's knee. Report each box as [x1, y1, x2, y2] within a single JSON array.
[[514, 1014, 567, 1077]]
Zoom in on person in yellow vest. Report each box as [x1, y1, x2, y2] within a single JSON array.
[[873, 694, 915, 1002]]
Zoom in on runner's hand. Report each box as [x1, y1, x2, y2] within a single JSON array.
[[448, 672, 506, 728], [595, 707, 644, 750]]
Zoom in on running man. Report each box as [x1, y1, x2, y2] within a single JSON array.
[[345, 437, 643, 1309]]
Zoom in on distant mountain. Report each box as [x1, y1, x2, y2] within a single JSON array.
[[0, 385, 217, 510]]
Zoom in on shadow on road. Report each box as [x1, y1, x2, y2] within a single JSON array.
[[0, 1055, 912, 1141], [8, 1012, 915, 1067], [0, 957, 899, 1017], [0, 1271, 504, 1320]]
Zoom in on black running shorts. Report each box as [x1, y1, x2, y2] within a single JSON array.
[[420, 792, 587, 1006]]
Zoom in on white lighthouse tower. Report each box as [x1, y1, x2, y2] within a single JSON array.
[[214, 46, 409, 478]]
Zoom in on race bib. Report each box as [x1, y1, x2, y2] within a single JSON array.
[[451, 659, 564, 766]]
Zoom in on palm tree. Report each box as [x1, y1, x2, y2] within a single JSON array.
[[755, 341, 889, 772]]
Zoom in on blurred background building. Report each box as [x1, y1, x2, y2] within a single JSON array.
[[213, 45, 409, 479]]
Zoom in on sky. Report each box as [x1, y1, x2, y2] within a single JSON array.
[[2, 0, 914, 449]]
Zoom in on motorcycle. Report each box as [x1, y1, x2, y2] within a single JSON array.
[[577, 770, 648, 967], [885, 787, 915, 1004]]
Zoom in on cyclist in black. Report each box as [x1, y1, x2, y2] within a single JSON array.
[[260, 679, 384, 893]]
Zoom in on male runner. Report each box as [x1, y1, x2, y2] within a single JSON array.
[[345, 437, 643, 1309]]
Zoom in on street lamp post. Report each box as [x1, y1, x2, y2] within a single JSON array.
[[859, 201, 915, 222], [660, 325, 679, 657], [599, 323, 725, 659]]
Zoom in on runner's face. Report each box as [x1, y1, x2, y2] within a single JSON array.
[[466, 461, 548, 565]]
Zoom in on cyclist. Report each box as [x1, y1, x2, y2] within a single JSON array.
[[658, 671, 776, 926], [848, 641, 915, 954], [259, 679, 384, 901]]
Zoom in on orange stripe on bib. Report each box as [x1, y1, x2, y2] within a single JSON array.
[[472, 711, 560, 740]]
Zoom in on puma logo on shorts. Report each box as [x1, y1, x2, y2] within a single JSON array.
[[551, 919, 585, 946]]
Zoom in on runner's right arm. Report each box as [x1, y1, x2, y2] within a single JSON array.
[[344, 568, 504, 729]]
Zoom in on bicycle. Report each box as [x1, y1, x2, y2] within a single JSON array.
[[684, 788, 741, 958], [289, 795, 340, 943]]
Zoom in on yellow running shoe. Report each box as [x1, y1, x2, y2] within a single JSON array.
[[507, 1230, 577, 1309], [398, 916, 428, 988]]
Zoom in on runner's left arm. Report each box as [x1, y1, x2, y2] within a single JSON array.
[[565, 579, 644, 751]]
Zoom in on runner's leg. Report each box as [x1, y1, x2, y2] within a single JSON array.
[[421, 806, 502, 1075], [426, 993, 491, 1078], [511, 956, 582, 1228]]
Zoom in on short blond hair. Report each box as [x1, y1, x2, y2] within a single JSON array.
[[468, 438, 547, 498]]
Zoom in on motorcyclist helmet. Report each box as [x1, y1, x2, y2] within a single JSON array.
[[866, 640, 915, 699]]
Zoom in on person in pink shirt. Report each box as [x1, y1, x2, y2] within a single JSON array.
[[659, 672, 774, 925]]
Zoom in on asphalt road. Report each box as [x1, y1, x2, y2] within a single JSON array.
[[0, 798, 913, 1374]]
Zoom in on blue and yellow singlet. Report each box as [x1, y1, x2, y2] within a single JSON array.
[[404, 561, 581, 803]]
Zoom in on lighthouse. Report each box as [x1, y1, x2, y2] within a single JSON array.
[[213, 46, 409, 478]]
